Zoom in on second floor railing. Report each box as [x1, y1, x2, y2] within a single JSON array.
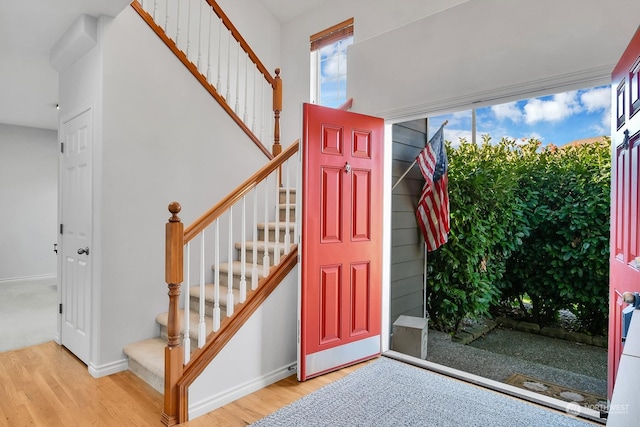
[[132, 0, 282, 159]]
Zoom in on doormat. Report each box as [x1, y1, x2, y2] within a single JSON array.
[[505, 373, 607, 411]]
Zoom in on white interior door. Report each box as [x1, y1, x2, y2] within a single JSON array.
[[60, 108, 93, 365]]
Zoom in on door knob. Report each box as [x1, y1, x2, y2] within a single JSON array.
[[77, 247, 90, 255], [344, 162, 351, 173]]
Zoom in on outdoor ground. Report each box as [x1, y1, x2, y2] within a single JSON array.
[[425, 326, 607, 405]]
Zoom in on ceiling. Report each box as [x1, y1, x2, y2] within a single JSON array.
[[0, 0, 316, 131]]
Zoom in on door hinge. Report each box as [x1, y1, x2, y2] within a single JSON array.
[[59, 303, 63, 314], [59, 224, 63, 234], [60, 142, 64, 153]]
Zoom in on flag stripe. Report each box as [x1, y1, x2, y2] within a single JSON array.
[[415, 126, 449, 251]]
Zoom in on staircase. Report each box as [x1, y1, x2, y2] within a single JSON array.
[[123, 187, 297, 394], [124, 1, 299, 423]]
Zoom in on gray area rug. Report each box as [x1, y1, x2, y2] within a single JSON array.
[[251, 357, 592, 427]]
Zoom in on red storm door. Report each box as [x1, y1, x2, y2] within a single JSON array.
[[299, 103, 384, 381], [609, 26, 640, 399]]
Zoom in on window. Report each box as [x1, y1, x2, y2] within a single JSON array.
[[310, 18, 354, 108], [428, 85, 611, 148]]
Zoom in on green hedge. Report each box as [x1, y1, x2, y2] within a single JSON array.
[[426, 136, 610, 335]]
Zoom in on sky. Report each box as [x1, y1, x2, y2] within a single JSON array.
[[428, 85, 612, 147]]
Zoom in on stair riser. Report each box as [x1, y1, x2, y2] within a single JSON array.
[[215, 270, 262, 289], [159, 323, 224, 353], [159, 327, 200, 354], [257, 226, 295, 243], [279, 207, 296, 222], [239, 247, 288, 267], [189, 295, 232, 313], [279, 190, 296, 204]]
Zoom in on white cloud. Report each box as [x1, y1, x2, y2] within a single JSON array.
[[320, 39, 351, 82], [491, 102, 522, 122], [580, 86, 610, 112], [523, 91, 581, 124], [444, 128, 473, 147]]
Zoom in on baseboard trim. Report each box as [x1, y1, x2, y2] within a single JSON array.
[[0, 274, 57, 284], [188, 362, 296, 421], [89, 358, 128, 378]]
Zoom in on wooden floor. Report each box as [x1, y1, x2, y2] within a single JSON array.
[[0, 341, 365, 426]]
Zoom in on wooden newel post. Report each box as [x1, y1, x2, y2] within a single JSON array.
[[272, 68, 283, 186], [162, 202, 184, 427]]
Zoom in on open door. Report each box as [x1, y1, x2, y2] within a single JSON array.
[[299, 103, 384, 381], [608, 25, 640, 399]]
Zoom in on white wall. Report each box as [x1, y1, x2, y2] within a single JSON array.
[[278, 0, 471, 144], [0, 124, 58, 281], [189, 268, 298, 419], [349, 0, 640, 121]]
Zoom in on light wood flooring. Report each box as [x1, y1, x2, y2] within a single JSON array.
[[0, 341, 365, 426]]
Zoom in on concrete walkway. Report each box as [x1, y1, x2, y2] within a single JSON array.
[[425, 327, 607, 398]]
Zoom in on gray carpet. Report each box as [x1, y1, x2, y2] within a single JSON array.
[[0, 278, 57, 352], [251, 357, 592, 427]]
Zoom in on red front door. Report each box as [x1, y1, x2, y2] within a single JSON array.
[[299, 103, 384, 381], [608, 25, 640, 399]]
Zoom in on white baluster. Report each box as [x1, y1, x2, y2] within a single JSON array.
[[197, 0, 203, 71], [252, 68, 257, 133], [198, 230, 206, 348], [252, 187, 259, 290], [274, 174, 281, 265], [206, 8, 213, 82], [216, 18, 222, 91], [295, 145, 302, 245], [175, 0, 181, 47], [153, 0, 158, 21], [284, 160, 291, 253], [244, 56, 249, 125], [263, 176, 270, 277], [186, 0, 192, 58], [227, 208, 234, 317], [239, 196, 247, 302], [183, 241, 191, 362], [164, 0, 169, 32], [260, 82, 265, 145], [213, 219, 221, 331], [226, 29, 231, 103], [235, 41, 241, 114]]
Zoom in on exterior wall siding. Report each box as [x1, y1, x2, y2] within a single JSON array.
[[390, 120, 427, 328]]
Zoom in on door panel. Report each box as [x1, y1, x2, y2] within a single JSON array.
[[60, 108, 93, 365], [299, 103, 383, 381], [609, 26, 640, 398]]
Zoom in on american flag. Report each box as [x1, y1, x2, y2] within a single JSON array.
[[416, 125, 449, 252]]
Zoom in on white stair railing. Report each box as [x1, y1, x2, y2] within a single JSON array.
[[132, 0, 281, 158], [169, 141, 299, 360]]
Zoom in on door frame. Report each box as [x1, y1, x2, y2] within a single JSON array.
[[57, 102, 96, 365]]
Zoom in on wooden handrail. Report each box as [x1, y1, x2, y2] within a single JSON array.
[[176, 246, 298, 423], [338, 98, 353, 110], [184, 140, 299, 243], [204, 0, 275, 87]]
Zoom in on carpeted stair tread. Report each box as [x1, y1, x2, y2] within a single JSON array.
[[234, 241, 291, 255], [156, 309, 214, 339], [256, 221, 295, 231], [215, 261, 265, 279], [189, 283, 242, 305], [123, 337, 165, 393]]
